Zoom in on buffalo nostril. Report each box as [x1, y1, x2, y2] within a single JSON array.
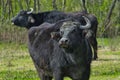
[[59, 38, 69, 45], [65, 39, 69, 43], [59, 38, 70, 48]]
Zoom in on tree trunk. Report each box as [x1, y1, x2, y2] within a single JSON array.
[[62, 0, 66, 11], [25, 0, 30, 10], [104, 0, 117, 30], [81, 0, 87, 13], [1, 0, 5, 20], [37, 0, 41, 12], [52, 0, 58, 10], [18, 0, 23, 10], [34, 0, 37, 12]]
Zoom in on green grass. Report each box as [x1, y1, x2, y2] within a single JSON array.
[[0, 38, 120, 80], [90, 51, 120, 80]]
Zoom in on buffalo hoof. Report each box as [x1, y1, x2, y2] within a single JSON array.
[[93, 57, 98, 60]]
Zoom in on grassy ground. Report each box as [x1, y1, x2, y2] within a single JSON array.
[[0, 38, 120, 80]]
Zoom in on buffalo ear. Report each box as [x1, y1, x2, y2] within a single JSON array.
[[28, 16, 35, 23], [51, 32, 61, 41]]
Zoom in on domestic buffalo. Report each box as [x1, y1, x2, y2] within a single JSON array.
[[11, 8, 98, 60], [23, 16, 92, 80]]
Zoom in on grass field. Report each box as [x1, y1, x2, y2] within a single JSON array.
[[0, 38, 120, 80]]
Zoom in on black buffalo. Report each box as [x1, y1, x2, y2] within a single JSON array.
[[26, 17, 92, 80], [11, 8, 98, 60]]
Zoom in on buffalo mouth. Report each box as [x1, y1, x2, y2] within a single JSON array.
[[11, 19, 19, 26], [59, 43, 69, 48], [59, 43, 74, 53], [59, 39, 70, 48]]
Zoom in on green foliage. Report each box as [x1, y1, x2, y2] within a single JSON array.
[[0, 0, 120, 41], [1, 0, 120, 39]]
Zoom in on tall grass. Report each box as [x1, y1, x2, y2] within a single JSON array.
[[0, 22, 28, 43]]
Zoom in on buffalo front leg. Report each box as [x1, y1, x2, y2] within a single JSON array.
[[34, 64, 52, 80], [40, 74, 52, 80]]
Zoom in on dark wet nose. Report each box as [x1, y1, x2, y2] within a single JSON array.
[[59, 38, 69, 46]]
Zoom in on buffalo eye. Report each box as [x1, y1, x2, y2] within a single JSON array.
[[60, 31, 64, 35], [71, 28, 76, 33], [18, 16, 25, 21]]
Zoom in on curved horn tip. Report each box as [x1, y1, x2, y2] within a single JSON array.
[[27, 8, 33, 14], [30, 8, 33, 12]]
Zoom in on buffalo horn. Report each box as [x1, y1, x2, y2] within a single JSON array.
[[79, 16, 91, 29], [27, 8, 33, 14]]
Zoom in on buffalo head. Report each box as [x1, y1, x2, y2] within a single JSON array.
[[11, 8, 40, 29], [51, 16, 91, 52]]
